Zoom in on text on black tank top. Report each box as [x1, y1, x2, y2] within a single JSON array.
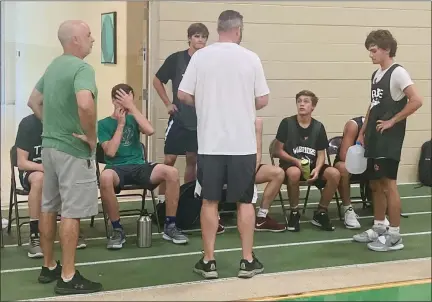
[[364, 64, 407, 161], [283, 115, 322, 166]]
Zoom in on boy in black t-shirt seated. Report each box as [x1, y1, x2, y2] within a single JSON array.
[[15, 114, 86, 258], [273, 90, 340, 232]]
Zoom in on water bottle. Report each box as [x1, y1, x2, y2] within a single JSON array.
[[300, 158, 311, 179], [136, 210, 152, 248], [346, 142, 368, 174]]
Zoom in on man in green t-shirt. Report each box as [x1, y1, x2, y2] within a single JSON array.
[[27, 20, 102, 295], [98, 83, 188, 250]]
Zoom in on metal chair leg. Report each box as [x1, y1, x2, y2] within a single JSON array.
[[278, 190, 289, 226], [150, 191, 161, 233], [13, 194, 22, 246], [7, 187, 13, 234], [302, 186, 312, 214], [100, 200, 109, 239], [333, 191, 342, 221], [90, 216, 95, 227]]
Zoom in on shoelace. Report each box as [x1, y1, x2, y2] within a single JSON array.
[[31, 236, 40, 247]]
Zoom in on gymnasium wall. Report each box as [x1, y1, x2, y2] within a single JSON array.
[[1, 1, 146, 205], [149, 1, 431, 185], [2, 1, 145, 125]]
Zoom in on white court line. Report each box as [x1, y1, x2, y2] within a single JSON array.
[[5, 194, 431, 228], [1, 230, 430, 274], [23, 257, 431, 302], [3, 210, 431, 248]]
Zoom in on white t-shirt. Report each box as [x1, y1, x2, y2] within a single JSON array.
[[178, 42, 270, 155], [372, 63, 414, 102]]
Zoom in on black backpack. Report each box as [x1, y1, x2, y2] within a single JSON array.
[[418, 140, 432, 187], [154, 181, 202, 230]]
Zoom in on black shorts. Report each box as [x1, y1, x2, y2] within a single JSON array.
[[107, 163, 159, 194], [164, 117, 198, 155], [197, 154, 256, 203], [280, 162, 331, 189], [19, 170, 34, 191], [366, 158, 399, 180]]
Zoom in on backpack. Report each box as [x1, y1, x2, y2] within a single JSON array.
[[154, 181, 202, 230], [418, 140, 432, 187]]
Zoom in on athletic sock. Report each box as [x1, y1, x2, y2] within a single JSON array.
[[343, 205, 352, 212], [290, 206, 299, 214], [257, 208, 269, 218], [388, 226, 400, 234], [158, 195, 165, 203], [165, 216, 176, 226], [48, 263, 57, 271], [111, 219, 122, 230], [374, 219, 386, 226], [62, 275, 74, 282], [30, 219, 39, 235]]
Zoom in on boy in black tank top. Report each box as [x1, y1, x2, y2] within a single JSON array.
[[333, 116, 365, 230], [153, 23, 209, 203], [274, 90, 341, 232], [353, 30, 423, 252]]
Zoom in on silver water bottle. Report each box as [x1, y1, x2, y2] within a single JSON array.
[[136, 210, 152, 248]]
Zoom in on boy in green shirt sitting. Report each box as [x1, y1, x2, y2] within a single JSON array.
[[98, 84, 188, 249]]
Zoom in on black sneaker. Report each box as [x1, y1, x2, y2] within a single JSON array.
[[287, 210, 301, 232], [193, 257, 218, 279], [38, 261, 62, 284], [238, 253, 264, 279], [312, 211, 335, 231], [54, 270, 102, 295]]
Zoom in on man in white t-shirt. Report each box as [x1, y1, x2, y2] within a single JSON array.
[[353, 29, 423, 252], [178, 10, 269, 280]]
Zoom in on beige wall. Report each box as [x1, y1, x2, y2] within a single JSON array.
[[1, 1, 146, 205], [149, 1, 431, 184]]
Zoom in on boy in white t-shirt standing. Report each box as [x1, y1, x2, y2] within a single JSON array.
[[354, 29, 423, 251], [178, 10, 269, 279]]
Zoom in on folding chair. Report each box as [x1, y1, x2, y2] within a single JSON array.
[[7, 146, 30, 246], [327, 136, 371, 210], [95, 143, 161, 238], [269, 139, 343, 221]]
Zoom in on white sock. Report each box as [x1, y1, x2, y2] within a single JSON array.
[[62, 275, 74, 282], [388, 226, 400, 234], [257, 208, 269, 218], [48, 264, 57, 271], [343, 205, 352, 212], [158, 195, 165, 203], [374, 219, 386, 226]]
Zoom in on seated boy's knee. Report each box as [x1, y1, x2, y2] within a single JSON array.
[[100, 171, 115, 188], [286, 166, 301, 182], [163, 165, 179, 181], [326, 167, 341, 182]]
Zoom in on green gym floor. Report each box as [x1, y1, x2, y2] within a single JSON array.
[[1, 184, 431, 301]]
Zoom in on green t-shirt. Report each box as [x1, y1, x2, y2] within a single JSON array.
[[97, 114, 145, 167], [37, 54, 98, 159]]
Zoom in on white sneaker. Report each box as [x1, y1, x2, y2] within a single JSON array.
[[344, 207, 361, 229], [1, 218, 8, 229]]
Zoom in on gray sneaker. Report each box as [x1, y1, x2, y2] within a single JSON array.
[[353, 224, 387, 243], [28, 233, 43, 258], [367, 231, 404, 252], [107, 228, 126, 250], [163, 223, 189, 244]]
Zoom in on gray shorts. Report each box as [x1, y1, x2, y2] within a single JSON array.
[[41, 148, 98, 219]]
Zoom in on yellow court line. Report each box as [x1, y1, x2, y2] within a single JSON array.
[[245, 278, 431, 301]]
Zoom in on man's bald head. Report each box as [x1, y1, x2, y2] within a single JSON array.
[[58, 20, 94, 59], [58, 20, 88, 46]]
